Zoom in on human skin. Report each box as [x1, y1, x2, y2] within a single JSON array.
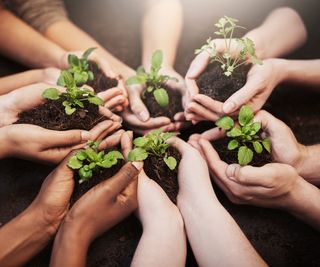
[[166, 137, 267, 267], [184, 7, 307, 122]]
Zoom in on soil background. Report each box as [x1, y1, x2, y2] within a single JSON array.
[[1, 0, 320, 266]]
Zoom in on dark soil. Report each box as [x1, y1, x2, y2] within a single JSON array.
[[144, 147, 181, 203], [212, 137, 272, 167], [16, 96, 104, 131], [142, 84, 183, 120], [197, 61, 251, 101], [86, 61, 118, 93]]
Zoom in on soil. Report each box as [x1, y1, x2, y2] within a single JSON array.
[[143, 147, 181, 203], [86, 61, 118, 93], [142, 84, 183, 120], [197, 61, 251, 101], [16, 96, 104, 131], [212, 137, 272, 167]]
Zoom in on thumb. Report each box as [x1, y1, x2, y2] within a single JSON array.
[[42, 129, 90, 148], [166, 136, 192, 155], [186, 51, 211, 79], [128, 86, 150, 122]]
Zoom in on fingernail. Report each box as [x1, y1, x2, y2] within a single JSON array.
[[139, 111, 149, 122], [81, 131, 91, 141], [226, 164, 239, 178], [223, 101, 236, 113]]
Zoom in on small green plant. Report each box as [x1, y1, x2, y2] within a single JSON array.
[[42, 70, 103, 115], [59, 47, 96, 86], [68, 141, 124, 183], [126, 50, 178, 107], [128, 129, 177, 170], [215, 105, 271, 166], [195, 16, 262, 76]]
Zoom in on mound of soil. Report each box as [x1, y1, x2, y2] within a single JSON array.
[[142, 84, 183, 120], [212, 137, 272, 167], [16, 96, 104, 131], [197, 62, 251, 101], [87, 61, 118, 93]]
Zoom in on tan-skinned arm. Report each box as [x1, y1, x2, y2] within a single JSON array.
[[0, 7, 66, 68]]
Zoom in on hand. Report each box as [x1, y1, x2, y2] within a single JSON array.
[[197, 138, 304, 210]]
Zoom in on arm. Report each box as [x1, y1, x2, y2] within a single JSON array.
[[297, 145, 320, 185], [0, 7, 65, 68], [245, 7, 307, 59], [168, 137, 266, 267]]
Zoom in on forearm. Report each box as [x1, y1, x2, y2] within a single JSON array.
[[289, 178, 320, 230], [0, 206, 53, 267], [44, 20, 135, 79], [245, 7, 307, 59], [50, 222, 89, 267], [297, 145, 320, 185], [0, 8, 66, 68], [131, 218, 186, 267], [178, 195, 266, 267], [0, 70, 44, 95], [142, 0, 183, 69]]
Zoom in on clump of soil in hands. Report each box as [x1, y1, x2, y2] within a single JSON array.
[[16, 96, 104, 131], [143, 84, 183, 120], [212, 137, 272, 167], [143, 146, 181, 203], [197, 62, 251, 101], [86, 61, 118, 93]]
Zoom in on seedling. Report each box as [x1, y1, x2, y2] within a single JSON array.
[[68, 141, 124, 183], [59, 47, 96, 86], [215, 105, 271, 166], [42, 70, 103, 115], [126, 50, 178, 107], [128, 130, 177, 170], [195, 16, 262, 76]]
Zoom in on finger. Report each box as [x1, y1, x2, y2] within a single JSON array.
[[127, 87, 150, 122], [200, 127, 225, 141], [105, 95, 127, 110], [187, 139, 205, 158], [116, 176, 138, 210], [121, 131, 133, 160], [193, 94, 223, 115], [122, 110, 171, 129], [173, 112, 186, 122], [89, 53, 115, 78], [99, 106, 122, 122], [97, 87, 122, 102], [166, 136, 193, 154], [111, 105, 124, 113], [185, 112, 206, 122], [41, 128, 88, 148], [96, 121, 122, 141], [186, 51, 211, 79], [98, 129, 124, 150], [189, 133, 201, 141], [186, 102, 220, 121], [89, 120, 115, 140], [253, 110, 283, 137], [185, 78, 200, 100], [104, 162, 141, 196]]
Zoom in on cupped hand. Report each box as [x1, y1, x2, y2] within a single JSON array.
[[197, 137, 304, 210]]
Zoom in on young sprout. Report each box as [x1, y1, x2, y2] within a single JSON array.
[[216, 105, 271, 166], [59, 47, 96, 86], [42, 70, 104, 115], [128, 129, 177, 170], [68, 141, 124, 183], [126, 50, 178, 107], [195, 16, 262, 76]]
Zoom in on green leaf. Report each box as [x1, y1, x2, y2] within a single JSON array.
[[238, 105, 254, 126], [42, 88, 60, 100], [162, 132, 175, 141], [76, 151, 87, 161], [57, 74, 65, 86], [215, 116, 234, 130], [226, 127, 242, 137], [253, 141, 263, 154], [82, 47, 96, 60], [79, 166, 93, 182], [249, 122, 261, 135], [68, 156, 83, 169], [88, 71, 94, 81], [133, 137, 149, 147], [228, 139, 239, 150], [151, 50, 163, 70], [147, 86, 154, 93], [68, 54, 80, 67], [164, 156, 177, 170], [238, 146, 253, 166], [126, 75, 145, 85], [137, 66, 146, 75], [105, 151, 124, 160], [88, 96, 104, 106], [153, 88, 169, 107], [262, 138, 271, 153], [128, 148, 148, 161], [65, 104, 76, 115], [74, 72, 87, 85]]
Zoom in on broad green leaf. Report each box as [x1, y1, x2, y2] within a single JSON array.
[[86, 147, 98, 161], [133, 137, 149, 147], [61, 70, 74, 88], [151, 50, 163, 70], [126, 75, 145, 85], [147, 86, 154, 93], [76, 151, 87, 161], [57, 74, 66, 86], [88, 96, 104, 106], [105, 151, 124, 160], [68, 54, 80, 67], [137, 66, 146, 75], [228, 139, 238, 150], [238, 105, 254, 126], [253, 141, 263, 154], [128, 148, 148, 161], [226, 127, 242, 137], [65, 104, 76, 115], [162, 132, 175, 141], [74, 72, 87, 85], [89, 162, 96, 169], [238, 146, 253, 166], [88, 71, 94, 81], [250, 122, 261, 135], [42, 88, 60, 100], [262, 138, 271, 153], [98, 159, 113, 168], [164, 156, 177, 170], [79, 166, 93, 182], [82, 47, 96, 60], [68, 156, 83, 169], [215, 116, 234, 130], [153, 88, 169, 107]]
